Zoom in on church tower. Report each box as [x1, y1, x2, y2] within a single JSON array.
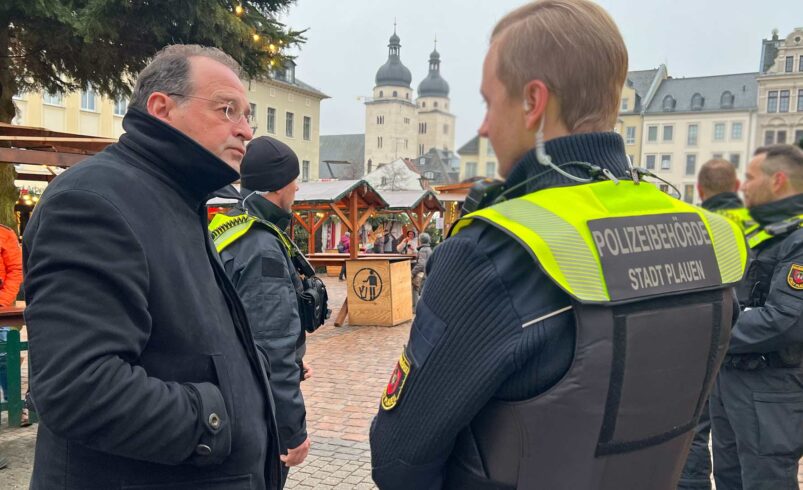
[[364, 27, 418, 168], [415, 42, 455, 156]]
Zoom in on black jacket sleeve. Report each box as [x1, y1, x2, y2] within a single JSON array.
[[23, 190, 230, 465], [228, 233, 307, 451], [729, 232, 803, 353], [370, 237, 525, 489]]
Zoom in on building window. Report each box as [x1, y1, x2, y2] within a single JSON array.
[[249, 102, 256, 122], [379, 90, 384, 98], [660, 154, 671, 170], [434, 101, 439, 108], [80, 85, 97, 111], [267, 107, 276, 133], [659, 184, 669, 194], [800, 55, 803, 72], [621, 98, 628, 111], [663, 125, 674, 142], [485, 161, 496, 177], [625, 126, 636, 145], [647, 125, 658, 142], [392, 90, 398, 97], [285, 112, 294, 137], [683, 184, 695, 204], [691, 93, 704, 111], [730, 153, 741, 168], [768, 90, 778, 112], [796, 130, 803, 147], [720, 91, 734, 109], [685, 154, 697, 176], [645, 154, 656, 170], [43, 92, 64, 106], [303, 116, 311, 141], [419, 122, 427, 134], [662, 95, 676, 112], [687, 124, 699, 146], [764, 130, 774, 145], [377, 136, 383, 149], [785, 56, 794, 72], [731, 122, 743, 140], [113, 97, 128, 116], [404, 117, 410, 124], [419, 144, 425, 156], [422, 102, 426, 108], [712, 153, 723, 159], [302, 161, 310, 182], [465, 161, 477, 178], [443, 124, 449, 135], [779, 90, 790, 112], [777, 130, 787, 144], [713, 123, 725, 141], [798, 89, 803, 112], [423, 171, 436, 180]]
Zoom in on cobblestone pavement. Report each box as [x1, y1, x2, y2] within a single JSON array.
[[1, 275, 801, 488]]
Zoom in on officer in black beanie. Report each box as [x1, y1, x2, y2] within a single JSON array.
[[210, 136, 311, 483]]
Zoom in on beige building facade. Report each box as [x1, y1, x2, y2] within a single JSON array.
[[456, 136, 497, 181], [12, 63, 328, 181], [615, 67, 667, 167], [756, 28, 803, 148], [641, 72, 758, 205]]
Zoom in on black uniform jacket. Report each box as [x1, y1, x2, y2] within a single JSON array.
[[218, 192, 308, 451], [369, 133, 632, 489], [730, 194, 803, 354], [702, 192, 745, 213], [23, 108, 281, 489]]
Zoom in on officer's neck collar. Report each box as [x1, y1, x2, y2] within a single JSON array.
[[701, 192, 744, 212], [504, 132, 631, 198], [750, 193, 803, 228], [241, 187, 292, 230]]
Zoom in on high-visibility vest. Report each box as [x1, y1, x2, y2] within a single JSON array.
[[444, 179, 746, 490], [713, 207, 759, 236], [209, 212, 294, 254]]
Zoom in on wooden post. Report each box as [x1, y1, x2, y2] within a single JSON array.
[[349, 191, 359, 259], [307, 212, 316, 255]]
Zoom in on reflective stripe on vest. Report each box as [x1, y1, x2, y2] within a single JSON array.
[[747, 215, 803, 249], [209, 212, 293, 254], [450, 180, 748, 303], [713, 207, 759, 236]]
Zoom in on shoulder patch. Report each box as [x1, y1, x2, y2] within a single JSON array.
[[381, 349, 411, 411], [787, 264, 803, 290]]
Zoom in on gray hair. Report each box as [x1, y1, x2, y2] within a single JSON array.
[[419, 233, 431, 245], [129, 45, 242, 111], [759, 144, 803, 190]]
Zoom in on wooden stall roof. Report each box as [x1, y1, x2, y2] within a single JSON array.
[[294, 180, 387, 208], [382, 189, 444, 212], [0, 122, 116, 175], [433, 181, 475, 204]]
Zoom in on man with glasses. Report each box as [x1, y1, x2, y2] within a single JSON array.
[[23, 45, 282, 489]]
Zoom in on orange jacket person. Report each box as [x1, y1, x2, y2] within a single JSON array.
[[0, 224, 22, 307]]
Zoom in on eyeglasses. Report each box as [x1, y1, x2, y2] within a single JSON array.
[[167, 93, 256, 127]]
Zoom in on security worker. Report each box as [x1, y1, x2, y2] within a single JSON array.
[[369, 1, 747, 489], [679, 158, 757, 490], [209, 137, 315, 483], [710, 144, 803, 490]]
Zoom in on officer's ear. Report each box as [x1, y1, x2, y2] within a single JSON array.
[[522, 80, 549, 131], [771, 170, 789, 195]]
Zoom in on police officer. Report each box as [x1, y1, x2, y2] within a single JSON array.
[[710, 144, 803, 490], [679, 158, 758, 490], [210, 137, 311, 483], [369, 1, 747, 489]]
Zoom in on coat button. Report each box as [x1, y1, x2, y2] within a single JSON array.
[[208, 413, 221, 430], [195, 444, 212, 456]]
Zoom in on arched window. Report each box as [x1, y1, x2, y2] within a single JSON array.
[[434, 101, 439, 108], [662, 95, 676, 112], [392, 90, 398, 97], [379, 90, 383, 98], [406, 93, 409, 99], [422, 101, 426, 108], [720, 91, 734, 109], [690, 93, 704, 111]]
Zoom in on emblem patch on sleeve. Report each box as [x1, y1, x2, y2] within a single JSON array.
[[381, 350, 411, 411], [787, 264, 803, 290]]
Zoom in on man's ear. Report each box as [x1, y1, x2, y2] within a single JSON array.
[[522, 80, 549, 131], [772, 171, 789, 194], [733, 178, 741, 193], [146, 92, 176, 124]]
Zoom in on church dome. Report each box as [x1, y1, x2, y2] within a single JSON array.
[[417, 48, 449, 98], [375, 30, 412, 88]]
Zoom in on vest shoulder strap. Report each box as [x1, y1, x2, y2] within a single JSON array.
[[450, 181, 748, 304], [209, 212, 293, 254], [747, 215, 803, 249]]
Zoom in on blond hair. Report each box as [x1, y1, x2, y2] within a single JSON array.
[[491, 0, 628, 132]]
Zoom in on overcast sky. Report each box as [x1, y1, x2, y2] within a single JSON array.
[[279, 0, 801, 147]]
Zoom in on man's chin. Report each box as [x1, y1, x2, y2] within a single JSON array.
[[222, 156, 242, 172]]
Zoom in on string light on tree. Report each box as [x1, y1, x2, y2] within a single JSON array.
[[235, 5, 244, 15]]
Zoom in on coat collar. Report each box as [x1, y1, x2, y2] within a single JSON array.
[[701, 192, 744, 212]]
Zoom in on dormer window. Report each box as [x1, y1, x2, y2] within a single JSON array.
[[720, 91, 734, 109], [662, 95, 676, 112], [691, 93, 704, 111]]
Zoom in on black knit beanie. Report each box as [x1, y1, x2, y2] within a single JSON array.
[[240, 136, 300, 192]]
